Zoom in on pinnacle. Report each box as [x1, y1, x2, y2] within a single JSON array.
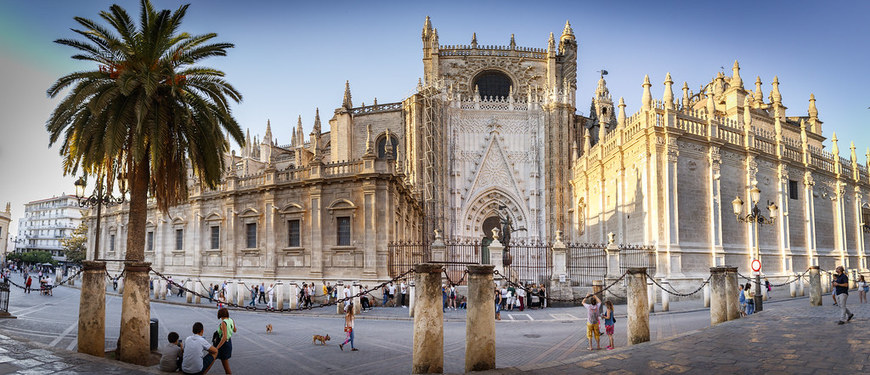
[[643, 74, 651, 86], [562, 20, 574, 36], [619, 97, 625, 106], [733, 60, 740, 68], [664, 72, 673, 84]]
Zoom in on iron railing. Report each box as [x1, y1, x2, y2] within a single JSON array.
[[504, 240, 552, 287], [566, 243, 607, 286], [619, 244, 657, 275]]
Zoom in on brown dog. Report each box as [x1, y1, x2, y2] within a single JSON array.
[[312, 334, 330, 345], [266, 324, 273, 334]]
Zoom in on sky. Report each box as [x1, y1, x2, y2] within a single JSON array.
[[1, 0, 869, 245]]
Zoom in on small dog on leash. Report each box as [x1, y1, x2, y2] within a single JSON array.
[[312, 334, 330, 345], [266, 324, 273, 334]]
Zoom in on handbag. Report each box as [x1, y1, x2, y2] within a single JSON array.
[[344, 327, 352, 333], [211, 330, 221, 346]]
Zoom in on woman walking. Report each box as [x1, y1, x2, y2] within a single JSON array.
[[858, 275, 867, 304], [215, 308, 237, 374], [339, 303, 358, 351]]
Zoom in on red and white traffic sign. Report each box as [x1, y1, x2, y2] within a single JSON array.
[[751, 259, 761, 272]]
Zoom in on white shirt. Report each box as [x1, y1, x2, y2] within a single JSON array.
[[389, 284, 397, 294], [400, 282, 407, 294], [181, 334, 211, 373], [344, 287, 352, 298]]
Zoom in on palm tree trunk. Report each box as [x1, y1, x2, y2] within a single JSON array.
[[119, 158, 151, 365]]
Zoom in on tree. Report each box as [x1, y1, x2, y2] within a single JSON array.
[[61, 222, 88, 265], [46, 0, 243, 364]]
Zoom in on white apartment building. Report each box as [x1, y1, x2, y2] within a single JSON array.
[[16, 195, 83, 259]]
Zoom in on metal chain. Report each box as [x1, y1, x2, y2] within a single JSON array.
[[738, 268, 811, 288], [148, 266, 416, 314], [3, 269, 83, 291], [646, 274, 710, 297], [443, 269, 468, 286]]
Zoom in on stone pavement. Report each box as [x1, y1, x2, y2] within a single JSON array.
[[0, 331, 156, 375], [482, 296, 869, 374]]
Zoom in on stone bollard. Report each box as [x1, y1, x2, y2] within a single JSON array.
[[799, 273, 806, 296], [409, 280, 416, 318], [78, 261, 106, 357], [762, 282, 769, 301], [709, 267, 728, 325], [808, 266, 822, 306], [465, 265, 496, 372], [592, 280, 604, 296], [789, 274, 797, 297], [647, 279, 656, 313], [724, 267, 739, 321], [276, 282, 285, 310], [703, 283, 711, 308], [290, 283, 298, 309], [194, 280, 202, 304], [352, 282, 361, 315], [412, 263, 445, 374], [849, 269, 857, 290], [161, 279, 168, 300], [186, 280, 193, 303], [118, 276, 124, 294], [821, 273, 830, 294], [626, 268, 650, 345], [660, 280, 670, 312], [335, 282, 344, 314], [237, 280, 245, 307], [119, 261, 151, 365], [153, 278, 160, 299]]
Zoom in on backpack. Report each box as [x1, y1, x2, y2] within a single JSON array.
[[211, 330, 220, 346]]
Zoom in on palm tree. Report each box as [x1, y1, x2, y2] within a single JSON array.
[[47, 0, 243, 364]]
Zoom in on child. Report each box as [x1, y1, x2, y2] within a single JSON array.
[[738, 284, 746, 317], [582, 293, 602, 350], [602, 300, 615, 350], [858, 275, 867, 304], [158, 331, 183, 372]]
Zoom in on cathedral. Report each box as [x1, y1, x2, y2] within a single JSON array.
[[91, 18, 868, 291]]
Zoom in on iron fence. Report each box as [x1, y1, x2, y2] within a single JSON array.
[[619, 244, 657, 275], [504, 240, 552, 287], [566, 243, 607, 286], [388, 241, 429, 281], [442, 239, 480, 285]]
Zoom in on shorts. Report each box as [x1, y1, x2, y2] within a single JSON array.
[[586, 322, 601, 339], [217, 338, 232, 360], [863, 286, 869, 293], [605, 324, 614, 336]]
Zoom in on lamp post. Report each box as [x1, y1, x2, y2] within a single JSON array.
[[74, 174, 126, 261], [731, 186, 778, 312]]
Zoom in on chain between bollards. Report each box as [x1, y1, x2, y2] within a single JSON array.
[[646, 274, 711, 297], [493, 269, 628, 303]]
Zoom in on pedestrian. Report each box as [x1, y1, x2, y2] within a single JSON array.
[[738, 284, 747, 317], [539, 284, 547, 308], [858, 275, 868, 304], [343, 284, 352, 309], [181, 322, 217, 375], [602, 300, 615, 350], [516, 285, 525, 311], [764, 278, 771, 298], [360, 286, 371, 311], [582, 293, 602, 350], [506, 284, 515, 311], [743, 283, 754, 315], [215, 308, 236, 373], [259, 283, 267, 304], [158, 331, 183, 372], [500, 286, 508, 310], [448, 284, 457, 310], [388, 282, 397, 307], [494, 287, 502, 320], [382, 284, 390, 307], [248, 284, 257, 307], [113, 277, 118, 291], [339, 303, 358, 351], [400, 279, 408, 308], [25, 276, 32, 294], [833, 266, 854, 325], [442, 284, 448, 312]]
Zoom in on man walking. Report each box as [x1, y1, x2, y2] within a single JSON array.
[[833, 266, 854, 325]]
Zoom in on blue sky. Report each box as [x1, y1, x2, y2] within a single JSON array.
[[1, 0, 869, 239]]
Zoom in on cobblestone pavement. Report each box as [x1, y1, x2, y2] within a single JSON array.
[[2, 272, 862, 374], [0, 331, 155, 374], [483, 297, 869, 374]]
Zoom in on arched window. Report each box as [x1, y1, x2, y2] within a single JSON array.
[[473, 71, 512, 99], [377, 134, 399, 160]]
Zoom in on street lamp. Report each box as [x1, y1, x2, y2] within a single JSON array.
[[74, 174, 126, 261], [731, 186, 778, 312]]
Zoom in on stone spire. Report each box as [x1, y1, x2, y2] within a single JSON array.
[[641, 75, 652, 110], [244, 129, 251, 157], [713, 72, 726, 98], [851, 141, 857, 164], [422, 16, 432, 38], [753, 76, 764, 106], [706, 90, 715, 117], [509, 34, 516, 49], [663, 73, 675, 110], [547, 32, 555, 53], [384, 128, 394, 158], [342, 80, 352, 109], [598, 113, 607, 141], [617, 97, 626, 129], [682, 82, 690, 109], [4, 202, 9, 213], [373, 97, 378, 106], [561, 20, 575, 41], [296, 115, 304, 147], [770, 76, 782, 104], [364, 124, 374, 157], [743, 95, 753, 128], [263, 120, 273, 146], [290, 125, 297, 147], [731, 60, 743, 89], [595, 74, 609, 98], [583, 130, 592, 154], [800, 119, 808, 145], [832, 132, 839, 158], [471, 32, 478, 48], [312, 108, 322, 135], [571, 139, 578, 160], [808, 93, 818, 120], [473, 85, 481, 102]]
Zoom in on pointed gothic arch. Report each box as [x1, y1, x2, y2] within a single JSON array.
[[461, 188, 528, 241]]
